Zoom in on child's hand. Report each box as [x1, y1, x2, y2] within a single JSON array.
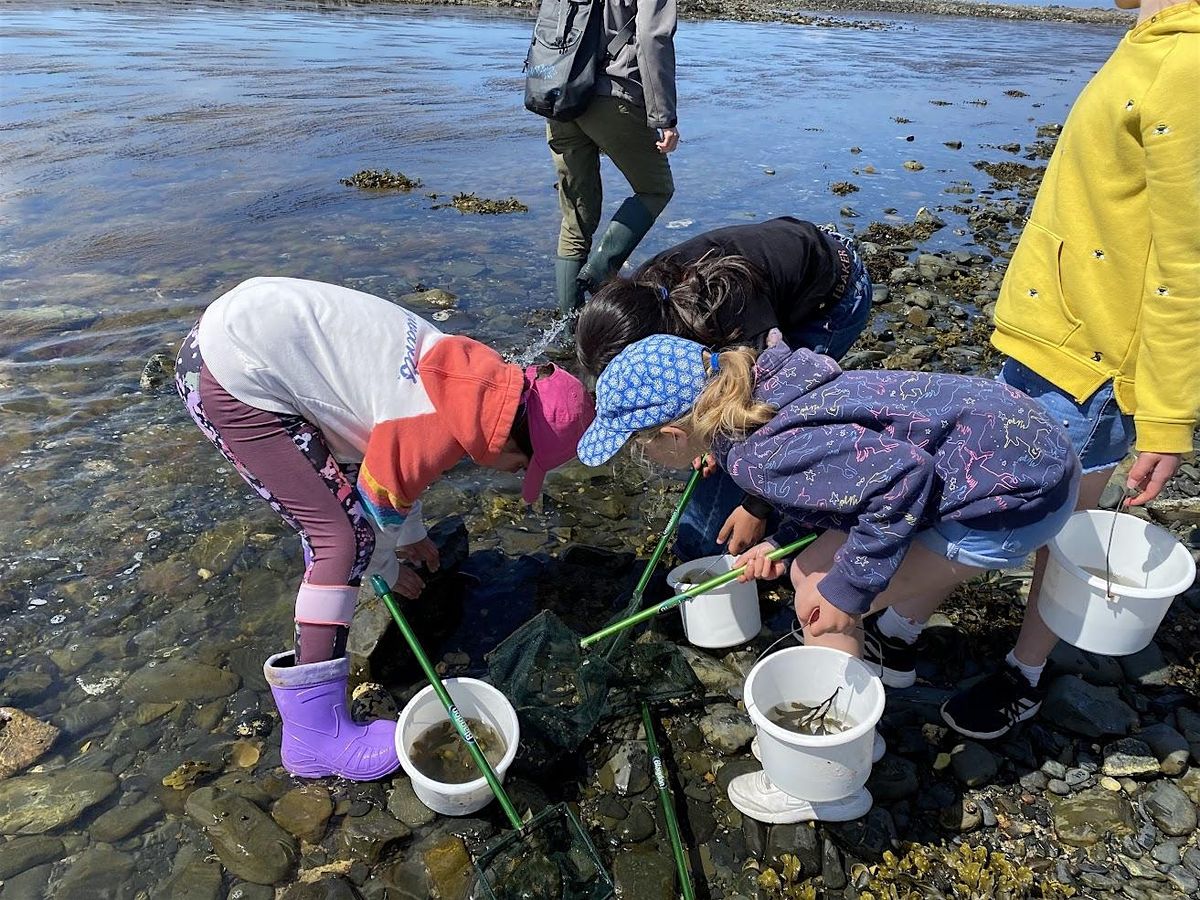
[[692, 454, 717, 478], [796, 591, 858, 637], [391, 567, 426, 599], [398, 537, 440, 573], [1124, 452, 1180, 506], [734, 542, 786, 582], [718, 507, 767, 555]]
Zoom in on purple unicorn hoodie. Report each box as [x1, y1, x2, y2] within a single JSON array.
[[714, 346, 1080, 615]]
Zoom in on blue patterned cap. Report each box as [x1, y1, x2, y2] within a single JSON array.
[[577, 334, 709, 466]]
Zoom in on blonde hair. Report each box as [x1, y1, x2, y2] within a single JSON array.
[[636, 346, 776, 450]]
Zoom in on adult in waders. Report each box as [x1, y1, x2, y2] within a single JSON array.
[[550, 0, 679, 316]]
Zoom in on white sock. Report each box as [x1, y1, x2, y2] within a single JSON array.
[[877, 607, 924, 645], [1006, 649, 1044, 687]]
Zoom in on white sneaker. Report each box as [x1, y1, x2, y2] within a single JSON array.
[[750, 731, 886, 764], [727, 771, 873, 824]]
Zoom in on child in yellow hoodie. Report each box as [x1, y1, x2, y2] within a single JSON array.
[[937, 0, 1200, 740]]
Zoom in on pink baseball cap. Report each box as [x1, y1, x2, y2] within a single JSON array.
[[521, 363, 596, 504]]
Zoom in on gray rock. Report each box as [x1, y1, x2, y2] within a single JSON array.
[[679, 646, 744, 699], [0, 770, 119, 834], [698, 704, 755, 755], [614, 802, 655, 843], [337, 808, 411, 864], [0, 861, 55, 899], [1138, 722, 1190, 775], [950, 741, 998, 787], [161, 860, 223, 900], [822, 837, 846, 890], [56, 847, 135, 899], [1103, 738, 1160, 778], [52, 700, 119, 738], [0, 835, 64, 879], [1048, 643, 1125, 685], [1052, 787, 1135, 846], [1176, 708, 1200, 764], [279, 878, 360, 900], [186, 786, 297, 884], [767, 822, 820, 874], [1151, 840, 1183, 866], [716, 758, 762, 795], [90, 797, 161, 843], [272, 785, 333, 843], [1118, 643, 1172, 686], [1020, 771, 1048, 792], [1042, 675, 1138, 738], [940, 798, 983, 833], [915, 253, 957, 281], [1140, 781, 1198, 837], [1048, 778, 1071, 796], [1041, 759, 1067, 780], [0, 707, 60, 779], [612, 847, 675, 900], [123, 658, 240, 703], [1167, 867, 1199, 895], [598, 741, 651, 796], [386, 776, 436, 829], [867, 754, 919, 803]]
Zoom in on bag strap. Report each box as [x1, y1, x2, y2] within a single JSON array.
[[604, 6, 636, 60]]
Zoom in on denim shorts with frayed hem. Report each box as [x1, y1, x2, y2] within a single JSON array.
[[914, 462, 1081, 570], [997, 357, 1135, 474]]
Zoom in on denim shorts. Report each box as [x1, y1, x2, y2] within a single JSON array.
[[997, 358, 1134, 474], [914, 465, 1080, 569]]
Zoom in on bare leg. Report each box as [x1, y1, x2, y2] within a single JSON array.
[[1012, 467, 1114, 666], [789, 531, 985, 657]]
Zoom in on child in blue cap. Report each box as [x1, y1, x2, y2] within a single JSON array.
[[578, 335, 1081, 823]]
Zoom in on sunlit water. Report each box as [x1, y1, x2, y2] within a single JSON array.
[[0, 0, 1121, 890]]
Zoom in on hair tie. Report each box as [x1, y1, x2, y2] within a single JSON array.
[[707, 353, 720, 377], [657, 285, 669, 302]]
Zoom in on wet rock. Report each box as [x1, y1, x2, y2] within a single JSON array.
[[228, 884, 277, 900], [1048, 644, 1125, 685], [914, 207, 945, 230], [338, 808, 411, 864], [161, 859, 224, 900], [867, 754, 919, 802], [822, 837, 846, 890], [400, 288, 457, 309], [613, 847, 675, 900], [163, 759, 221, 790], [827, 807, 897, 858], [598, 741, 651, 796], [1048, 778, 1071, 796], [0, 707, 59, 778], [1152, 839, 1183, 866], [56, 847, 134, 899], [1167, 866, 1199, 895], [90, 796, 162, 843], [273, 785, 333, 843], [1042, 675, 1138, 738], [613, 802, 655, 843], [764, 822, 820, 873], [185, 786, 298, 884], [1052, 787, 1135, 846], [0, 770, 119, 834], [1174, 707, 1200, 763], [1, 861, 55, 898], [950, 742, 997, 787], [386, 776, 436, 829], [0, 671, 53, 706], [679, 646, 743, 699], [716, 758, 761, 794], [903, 160, 925, 171], [0, 835, 64, 879], [53, 699, 120, 738], [1118, 643, 1172, 686], [940, 798, 983, 833], [1138, 722, 1190, 775], [1103, 738, 1159, 778], [915, 253, 957, 281], [1140, 781, 1197, 837], [279, 878, 361, 900], [699, 704, 755, 755], [124, 658, 240, 703]]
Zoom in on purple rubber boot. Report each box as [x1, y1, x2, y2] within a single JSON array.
[[264, 651, 400, 781]]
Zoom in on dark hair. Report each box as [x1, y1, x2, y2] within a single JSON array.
[[575, 252, 767, 379]]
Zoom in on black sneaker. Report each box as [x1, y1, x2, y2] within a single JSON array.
[[941, 665, 1045, 740], [862, 611, 917, 688]]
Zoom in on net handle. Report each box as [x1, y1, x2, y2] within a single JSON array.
[[630, 466, 704, 603], [641, 702, 696, 900], [579, 534, 817, 648], [371, 574, 524, 831]]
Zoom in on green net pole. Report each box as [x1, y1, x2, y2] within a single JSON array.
[[579, 535, 816, 649], [371, 575, 524, 831], [641, 702, 695, 900], [630, 466, 702, 604]]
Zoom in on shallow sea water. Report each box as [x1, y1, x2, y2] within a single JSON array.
[[0, 0, 1122, 892]]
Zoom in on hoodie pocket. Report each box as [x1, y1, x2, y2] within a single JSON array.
[[996, 222, 1082, 347]]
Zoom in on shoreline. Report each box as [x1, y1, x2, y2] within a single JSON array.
[[362, 0, 1135, 27]]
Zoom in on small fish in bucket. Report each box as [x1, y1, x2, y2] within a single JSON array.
[[372, 576, 614, 900]]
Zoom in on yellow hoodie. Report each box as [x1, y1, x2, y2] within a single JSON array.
[[992, 1, 1200, 454]]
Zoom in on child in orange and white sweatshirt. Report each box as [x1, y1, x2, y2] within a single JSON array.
[[176, 277, 594, 781]]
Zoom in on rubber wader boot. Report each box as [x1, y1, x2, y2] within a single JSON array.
[[556, 255, 586, 317], [577, 196, 657, 293], [264, 651, 401, 781]]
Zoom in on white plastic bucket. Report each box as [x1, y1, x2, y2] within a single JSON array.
[[396, 677, 520, 816], [744, 646, 885, 802], [667, 555, 762, 649], [1041, 510, 1196, 657]]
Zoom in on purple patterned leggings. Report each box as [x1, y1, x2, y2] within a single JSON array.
[[176, 323, 375, 661]]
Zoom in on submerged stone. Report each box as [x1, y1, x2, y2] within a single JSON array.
[[0, 770, 118, 835], [273, 785, 333, 843], [185, 786, 297, 884], [1052, 787, 1135, 846], [0, 707, 59, 779], [0, 835, 65, 880], [124, 658, 240, 703]]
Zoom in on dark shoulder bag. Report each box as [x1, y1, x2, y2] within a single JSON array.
[[523, 0, 634, 122]]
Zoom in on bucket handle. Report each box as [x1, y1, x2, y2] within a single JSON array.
[[1100, 486, 1139, 601]]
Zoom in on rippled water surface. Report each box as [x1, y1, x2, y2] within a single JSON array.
[[0, 0, 1122, 892]]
